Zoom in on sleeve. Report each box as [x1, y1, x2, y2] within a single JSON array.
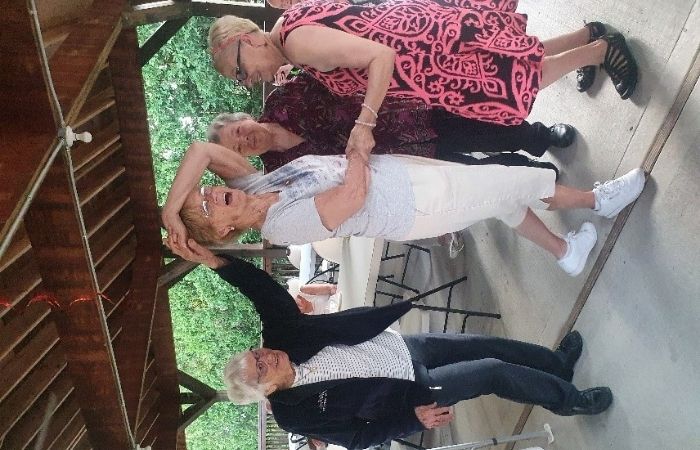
[[214, 256, 303, 327], [345, 413, 426, 449], [262, 197, 333, 246]]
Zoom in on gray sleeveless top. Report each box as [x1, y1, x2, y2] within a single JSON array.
[[225, 155, 415, 245]]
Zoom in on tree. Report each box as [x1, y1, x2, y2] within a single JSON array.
[[139, 17, 264, 449]]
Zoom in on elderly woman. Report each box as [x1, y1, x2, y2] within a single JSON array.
[[209, 72, 574, 174], [162, 142, 646, 276], [208, 0, 637, 157]]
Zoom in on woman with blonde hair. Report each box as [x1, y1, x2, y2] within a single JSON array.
[[207, 0, 637, 158]]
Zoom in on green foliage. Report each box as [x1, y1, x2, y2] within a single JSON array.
[[139, 18, 266, 449], [138, 17, 263, 207], [169, 265, 261, 449]]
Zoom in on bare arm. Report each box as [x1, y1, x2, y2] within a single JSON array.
[[283, 26, 395, 158], [314, 153, 370, 231], [162, 142, 257, 244], [299, 283, 337, 296]]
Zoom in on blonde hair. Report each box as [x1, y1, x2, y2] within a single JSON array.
[[209, 16, 260, 59], [224, 351, 268, 405], [179, 198, 244, 245], [207, 112, 255, 144]]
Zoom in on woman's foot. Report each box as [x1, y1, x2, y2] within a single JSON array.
[[576, 22, 607, 92], [548, 123, 577, 148], [600, 33, 639, 99], [557, 222, 597, 276], [593, 168, 646, 218]]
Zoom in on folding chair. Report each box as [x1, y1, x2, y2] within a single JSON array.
[[375, 242, 500, 332]]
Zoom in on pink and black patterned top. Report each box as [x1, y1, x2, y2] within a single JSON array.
[[259, 72, 437, 172], [279, 0, 543, 126]]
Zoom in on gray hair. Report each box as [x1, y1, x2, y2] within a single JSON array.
[[223, 350, 268, 405], [207, 112, 255, 144]]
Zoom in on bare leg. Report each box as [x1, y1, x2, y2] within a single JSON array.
[[513, 209, 567, 259], [542, 184, 595, 211], [541, 27, 590, 56], [541, 40, 607, 89]]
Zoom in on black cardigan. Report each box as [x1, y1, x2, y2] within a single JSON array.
[[215, 257, 432, 449]]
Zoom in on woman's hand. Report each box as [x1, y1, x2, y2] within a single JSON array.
[[165, 238, 225, 269], [345, 124, 375, 161], [163, 211, 189, 248], [273, 64, 294, 86], [414, 403, 454, 429]]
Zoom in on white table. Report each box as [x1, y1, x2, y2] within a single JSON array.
[[336, 237, 385, 310]]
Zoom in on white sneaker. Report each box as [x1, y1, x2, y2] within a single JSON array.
[[593, 168, 646, 218], [558, 222, 598, 276]]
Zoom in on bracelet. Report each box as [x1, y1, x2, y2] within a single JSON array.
[[361, 103, 379, 119], [354, 119, 376, 128]]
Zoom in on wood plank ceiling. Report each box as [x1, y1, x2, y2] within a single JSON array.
[[0, 1, 179, 448]]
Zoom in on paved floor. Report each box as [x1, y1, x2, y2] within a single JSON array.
[[380, 1, 700, 449]]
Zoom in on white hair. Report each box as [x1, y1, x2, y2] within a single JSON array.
[[207, 112, 255, 144], [223, 350, 268, 405]]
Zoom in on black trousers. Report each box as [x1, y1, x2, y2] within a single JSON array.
[[430, 110, 551, 163], [403, 334, 580, 411]]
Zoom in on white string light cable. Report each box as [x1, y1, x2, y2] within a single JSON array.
[[0, 0, 94, 259]]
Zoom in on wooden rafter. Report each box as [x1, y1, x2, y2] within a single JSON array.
[[124, 0, 283, 27], [109, 27, 166, 432], [0, 3, 62, 260], [178, 370, 228, 431], [49, 0, 127, 125], [23, 152, 135, 449], [162, 242, 289, 260], [139, 18, 190, 67], [159, 258, 199, 289]]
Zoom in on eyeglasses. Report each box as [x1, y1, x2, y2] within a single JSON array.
[[235, 39, 247, 82], [200, 186, 210, 218], [250, 347, 265, 384]]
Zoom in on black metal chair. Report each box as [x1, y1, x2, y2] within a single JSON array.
[[374, 242, 501, 333]]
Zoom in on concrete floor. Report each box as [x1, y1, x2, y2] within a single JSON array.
[[381, 1, 700, 449]]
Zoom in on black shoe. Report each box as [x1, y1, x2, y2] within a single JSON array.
[[601, 32, 639, 100], [556, 330, 583, 381], [553, 387, 613, 416], [576, 21, 607, 92], [548, 123, 576, 148], [527, 159, 560, 181]]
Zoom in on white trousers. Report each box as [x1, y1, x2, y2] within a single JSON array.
[[395, 155, 556, 241]]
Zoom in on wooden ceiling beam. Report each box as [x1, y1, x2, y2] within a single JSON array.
[[0, 3, 62, 261], [151, 288, 180, 449], [23, 152, 135, 449], [49, 0, 127, 125], [139, 18, 190, 67], [124, 1, 282, 27], [109, 28, 169, 432]]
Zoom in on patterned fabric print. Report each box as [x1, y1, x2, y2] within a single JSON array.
[[291, 330, 415, 387], [280, 0, 543, 125], [259, 73, 436, 172], [433, 0, 518, 12]]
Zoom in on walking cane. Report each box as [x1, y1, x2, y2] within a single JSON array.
[[425, 423, 554, 450]]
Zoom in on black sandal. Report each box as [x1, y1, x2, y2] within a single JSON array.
[[601, 32, 638, 99], [576, 22, 607, 92]]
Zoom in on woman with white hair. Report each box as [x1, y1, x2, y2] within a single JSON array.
[[162, 141, 646, 276]]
